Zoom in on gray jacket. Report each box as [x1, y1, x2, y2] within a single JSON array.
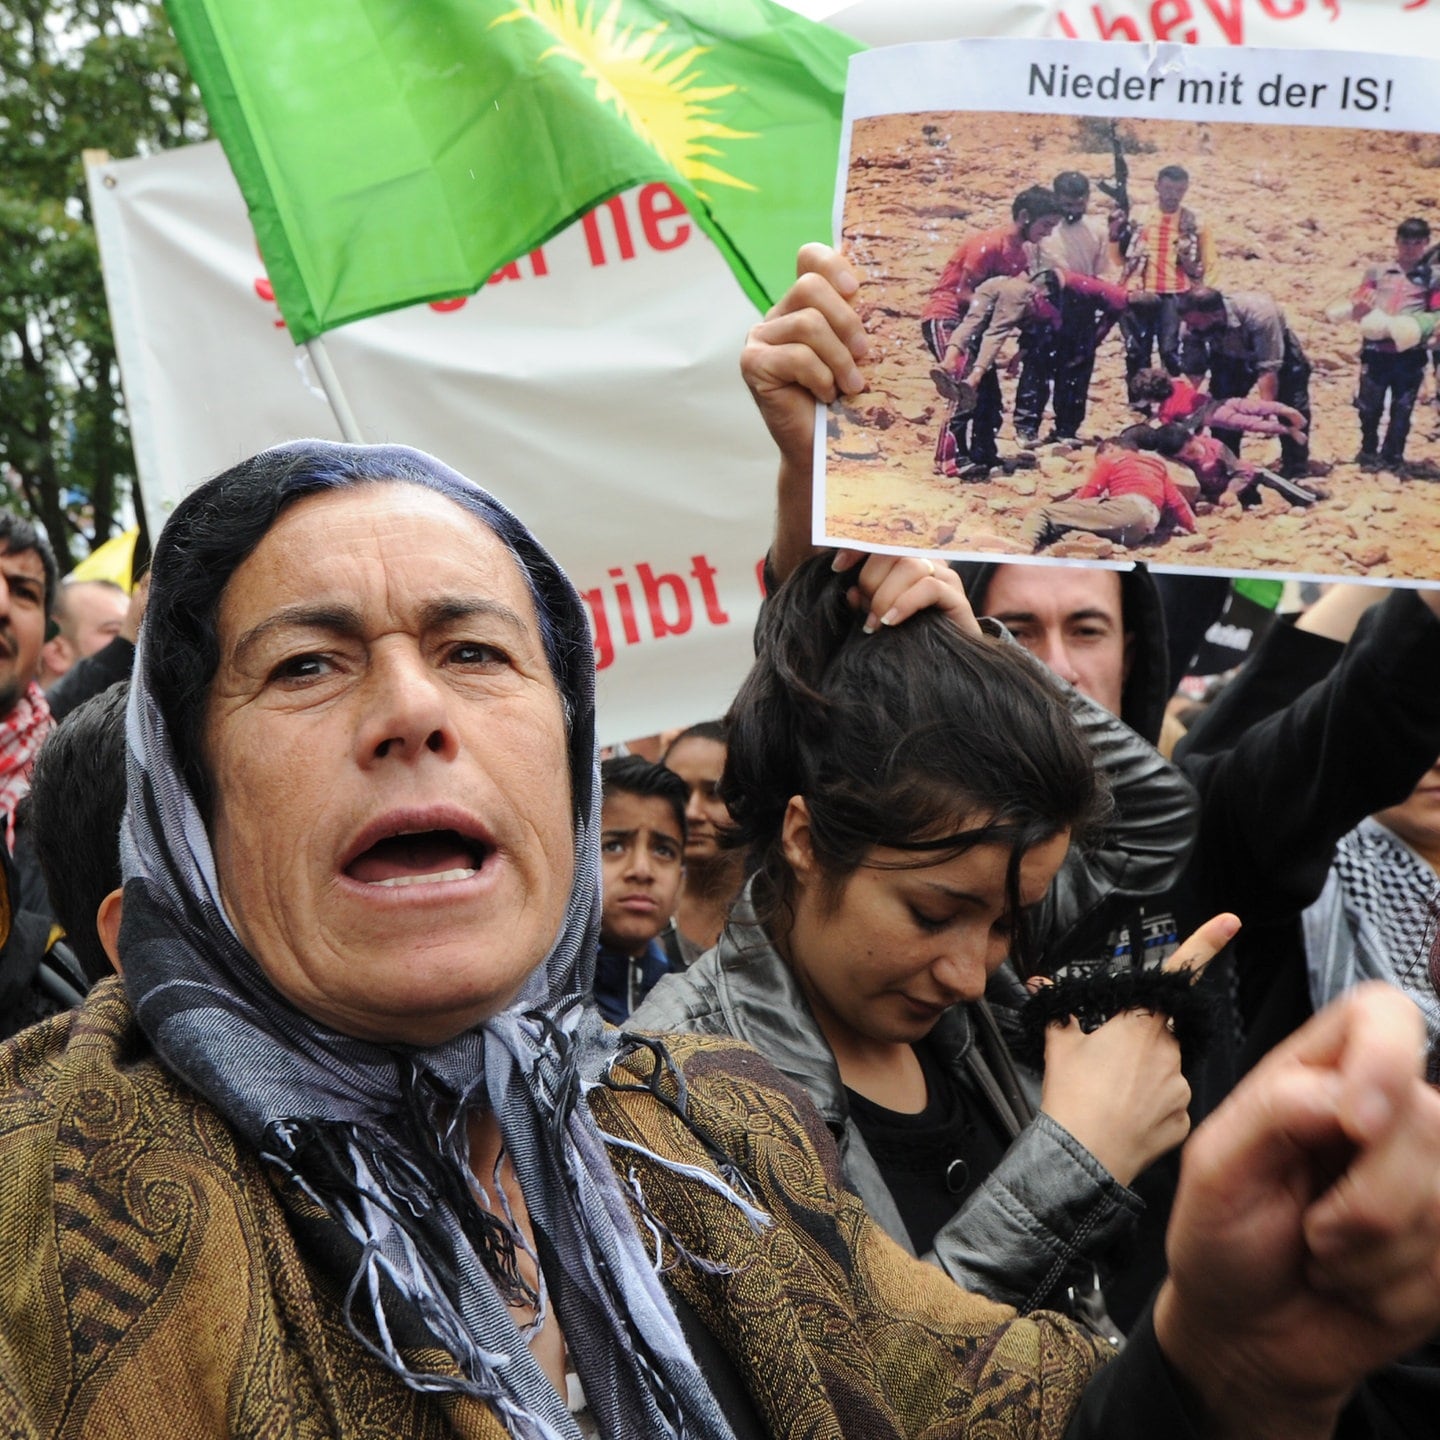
[[635, 647, 1197, 1320]]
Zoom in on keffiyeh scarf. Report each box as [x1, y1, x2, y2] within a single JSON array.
[[1304, 816, 1440, 1082], [118, 442, 759, 1440], [0, 680, 51, 848]]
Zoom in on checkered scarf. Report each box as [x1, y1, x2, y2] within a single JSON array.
[[0, 680, 51, 848], [1304, 816, 1440, 1081]]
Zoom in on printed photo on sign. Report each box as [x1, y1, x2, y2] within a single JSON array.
[[818, 38, 1440, 587]]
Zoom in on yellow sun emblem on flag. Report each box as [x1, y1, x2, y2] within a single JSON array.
[[491, 0, 756, 195]]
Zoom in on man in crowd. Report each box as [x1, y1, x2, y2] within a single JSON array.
[[41, 572, 145, 725], [0, 514, 64, 1039], [593, 755, 688, 1024], [922, 186, 1063, 479], [1178, 285, 1312, 479], [0, 516, 58, 848], [1120, 164, 1213, 390], [1350, 216, 1440, 475], [0, 518, 144, 1038], [34, 579, 128, 690]]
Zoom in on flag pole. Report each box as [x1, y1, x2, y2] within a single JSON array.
[[305, 336, 364, 442]]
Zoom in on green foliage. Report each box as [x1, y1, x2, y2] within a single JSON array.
[[0, 1, 207, 568]]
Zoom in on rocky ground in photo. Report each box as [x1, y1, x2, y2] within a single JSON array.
[[827, 110, 1440, 581]]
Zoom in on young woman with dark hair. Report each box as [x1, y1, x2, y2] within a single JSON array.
[[635, 552, 1207, 1337], [661, 720, 747, 962]]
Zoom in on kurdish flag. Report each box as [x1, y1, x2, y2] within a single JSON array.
[[163, 0, 862, 344]]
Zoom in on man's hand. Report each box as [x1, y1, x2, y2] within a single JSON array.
[[741, 244, 869, 582], [1156, 983, 1440, 1440]]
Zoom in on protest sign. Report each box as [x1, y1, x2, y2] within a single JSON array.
[[816, 38, 1440, 587]]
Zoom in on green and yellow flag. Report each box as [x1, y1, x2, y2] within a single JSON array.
[[163, 0, 861, 343]]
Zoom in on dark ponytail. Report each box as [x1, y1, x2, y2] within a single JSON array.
[[722, 555, 1110, 972]]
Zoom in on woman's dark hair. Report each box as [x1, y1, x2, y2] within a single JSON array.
[[662, 719, 726, 760], [143, 442, 593, 823], [724, 555, 1110, 974]]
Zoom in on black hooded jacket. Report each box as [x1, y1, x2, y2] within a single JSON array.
[[955, 562, 1440, 1333], [951, 561, 1173, 747]]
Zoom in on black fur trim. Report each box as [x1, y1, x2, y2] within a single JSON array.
[[1014, 969, 1217, 1071]]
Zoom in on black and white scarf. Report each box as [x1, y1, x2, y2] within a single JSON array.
[[1304, 815, 1440, 1082]]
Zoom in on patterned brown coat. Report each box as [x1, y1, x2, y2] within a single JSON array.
[[0, 982, 1109, 1439]]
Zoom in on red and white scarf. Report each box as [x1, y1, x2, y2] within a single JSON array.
[[0, 681, 52, 848]]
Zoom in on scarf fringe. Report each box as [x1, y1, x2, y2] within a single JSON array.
[[257, 1018, 763, 1440]]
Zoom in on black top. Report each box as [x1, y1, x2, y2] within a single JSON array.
[[845, 1039, 1009, 1255]]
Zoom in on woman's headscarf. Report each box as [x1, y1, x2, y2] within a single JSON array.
[[117, 442, 760, 1440]]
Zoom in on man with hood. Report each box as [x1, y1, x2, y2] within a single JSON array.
[[743, 243, 1440, 1331]]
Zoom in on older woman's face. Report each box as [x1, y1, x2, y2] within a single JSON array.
[[203, 483, 574, 1045]]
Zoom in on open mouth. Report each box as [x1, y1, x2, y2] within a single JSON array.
[[344, 829, 491, 888]]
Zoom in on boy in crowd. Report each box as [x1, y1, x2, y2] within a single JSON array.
[[1026, 424, 1197, 550], [593, 755, 688, 1024], [0, 683, 128, 1040], [1350, 217, 1440, 474]]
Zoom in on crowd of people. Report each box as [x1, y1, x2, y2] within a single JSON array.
[[0, 238, 1438, 1440], [920, 163, 1440, 552]]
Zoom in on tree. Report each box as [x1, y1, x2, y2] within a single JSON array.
[[0, 1, 207, 571]]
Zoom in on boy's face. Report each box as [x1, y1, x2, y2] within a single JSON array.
[[599, 791, 685, 956]]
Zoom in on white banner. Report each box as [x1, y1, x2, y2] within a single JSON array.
[[87, 141, 777, 746], [806, 0, 1440, 54]]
